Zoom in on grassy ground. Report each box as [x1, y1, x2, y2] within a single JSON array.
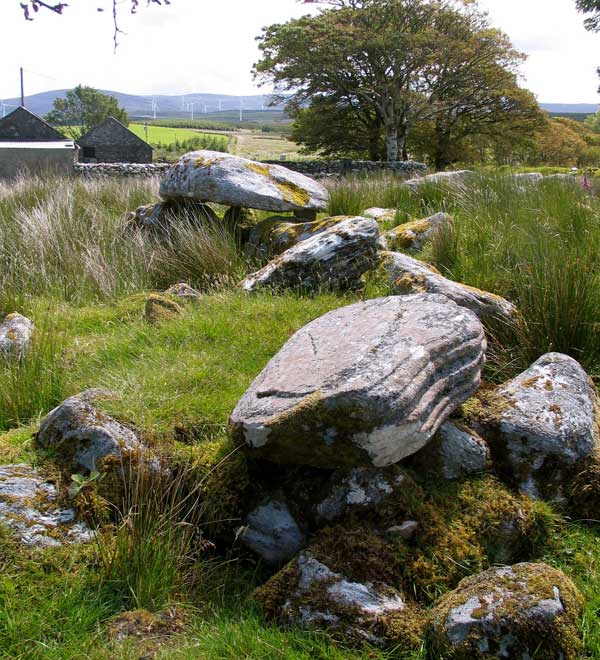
[[129, 124, 222, 144], [1, 173, 600, 658], [230, 131, 313, 161]]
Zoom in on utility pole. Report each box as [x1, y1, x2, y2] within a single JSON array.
[[20, 67, 25, 107]]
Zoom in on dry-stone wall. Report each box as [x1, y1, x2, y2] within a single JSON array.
[[74, 162, 171, 178]]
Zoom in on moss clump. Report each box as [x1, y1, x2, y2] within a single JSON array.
[[426, 562, 584, 660], [144, 295, 184, 324]]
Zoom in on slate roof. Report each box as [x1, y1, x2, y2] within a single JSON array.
[[0, 106, 64, 142]]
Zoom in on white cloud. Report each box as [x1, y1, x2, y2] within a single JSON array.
[[1, 0, 599, 104]]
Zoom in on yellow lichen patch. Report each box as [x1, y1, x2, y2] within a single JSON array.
[[392, 273, 429, 294], [385, 218, 431, 251], [273, 179, 310, 207], [246, 162, 271, 178], [194, 156, 221, 169]]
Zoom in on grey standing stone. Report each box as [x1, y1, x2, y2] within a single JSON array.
[[405, 170, 474, 192], [230, 294, 486, 468], [382, 251, 517, 324], [240, 216, 379, 293], [160, 151, 329, 212], [36, 390, 141, 473]]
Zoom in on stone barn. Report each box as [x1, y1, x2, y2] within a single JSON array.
[[0, 106, 77, 178], [77, 117, 153, 163]]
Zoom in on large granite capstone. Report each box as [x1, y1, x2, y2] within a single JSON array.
[[159, 151, 329, 212], [230, 295, 486, 468]]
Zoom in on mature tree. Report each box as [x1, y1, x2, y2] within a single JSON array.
[[255, 0, 449, 161], [45, 86, 128, 139], [533, 119, 588, 167]]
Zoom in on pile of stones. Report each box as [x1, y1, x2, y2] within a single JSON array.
[[0, 152, 596, 658]]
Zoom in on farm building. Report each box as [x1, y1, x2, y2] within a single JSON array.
[[77, 117, 153, 163], [0, 106, 77, 178]]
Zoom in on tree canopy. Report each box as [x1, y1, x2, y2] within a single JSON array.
[[576, 0, 600, 31], [256, 0, 542, 165], [45, 86, 128, 140]]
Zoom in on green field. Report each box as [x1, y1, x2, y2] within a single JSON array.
[[129, 124, 226, 147]]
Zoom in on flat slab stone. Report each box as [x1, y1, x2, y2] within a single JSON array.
[[0, 464, 93, 547], [160, 151, 329, 212], [382, 251, 517, 324], [230, 294, 486, 468], [405, 170, 474, 191], [241, 216, 379, 293]]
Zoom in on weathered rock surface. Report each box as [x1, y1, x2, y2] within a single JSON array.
[[362, 207, 397, 223], [382, 251, 517, 324], [240, 216, 379, 293], [255, 551, 415, 646], [512, 172, 544, 184], [0, 464, 93, 547], [160, 151, 329, 212], [469, 352, 599, 501], [405, 170, 474, 191], [36, 390, 141, 473], [409, 421, 489, 481], [315, 467, 407, 523], [164, 283, 201, 299], [0, 313, 33, 357], [378, 212, 453, 252], [235, 497, 305, 564], [427, 562, 583, 660], [230, 294, 486, 468], [245, 216, 343, 258]]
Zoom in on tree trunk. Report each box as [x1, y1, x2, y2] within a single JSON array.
[[385, 124, 398, 161], [434, 126, 452, 171]]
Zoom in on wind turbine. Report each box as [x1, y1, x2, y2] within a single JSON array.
[[0, 101, 17, 118], [187, 102, 200, 121], [151, 97, 159, 120]]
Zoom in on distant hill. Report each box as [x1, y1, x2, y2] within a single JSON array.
[[540, 103, 598, 115], [1, 89, 285, 121]]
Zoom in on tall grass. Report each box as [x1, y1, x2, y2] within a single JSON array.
[[0, 317, 67, 430], [0, 176, 248, 304]]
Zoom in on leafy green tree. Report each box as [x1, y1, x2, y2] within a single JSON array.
[[45, 86, 129, 140], [576, 0, 600, 31]]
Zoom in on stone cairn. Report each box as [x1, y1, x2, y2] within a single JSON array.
[[1, 152, 595, 658]]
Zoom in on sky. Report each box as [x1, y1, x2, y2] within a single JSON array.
[[1, 0, 599, 104]]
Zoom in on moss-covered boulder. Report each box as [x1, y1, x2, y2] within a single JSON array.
[[378, 212, 453, 252], [381, 251, 517, 324], [255, 551, 424, 648], [464, 352, 600, 502], [35, 390, 141, 474], [144, 294, 184, 324], [222, 206, 257, 229], [245, 216, 344, 258], [426, 562, 583, 660]]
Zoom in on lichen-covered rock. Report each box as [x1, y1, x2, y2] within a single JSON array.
[[222, 206, 258, 228], [235, 497, 305, 564], [409, 421, 489, 481], [378, 213, 453, 252], [240, 216, 379, 293], [512, 172, 544, 184], [36, 390, 141, 473], [315, 467, 407, 523], [426, 562, 583, 660], [0, 313, 33, 357], [0, 464, 93, 547], [230, 294, 486, 468], [160, 151, 329, 212], [144, 294, 184, 323], [468, 353, 600, 501], [255, 551, 422, 647], [405, 170, 474, 192], [362, 207, 397, 223], [382, 251, 517, 324], [164, 283, 201, 299], [245, 216, 344, 258]]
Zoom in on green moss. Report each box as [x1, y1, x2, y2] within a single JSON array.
[[143, 295, 184, 324], [426, 562, 584, 660]]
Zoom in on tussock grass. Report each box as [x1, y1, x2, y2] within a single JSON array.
[[0, 176, 247, 305]]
